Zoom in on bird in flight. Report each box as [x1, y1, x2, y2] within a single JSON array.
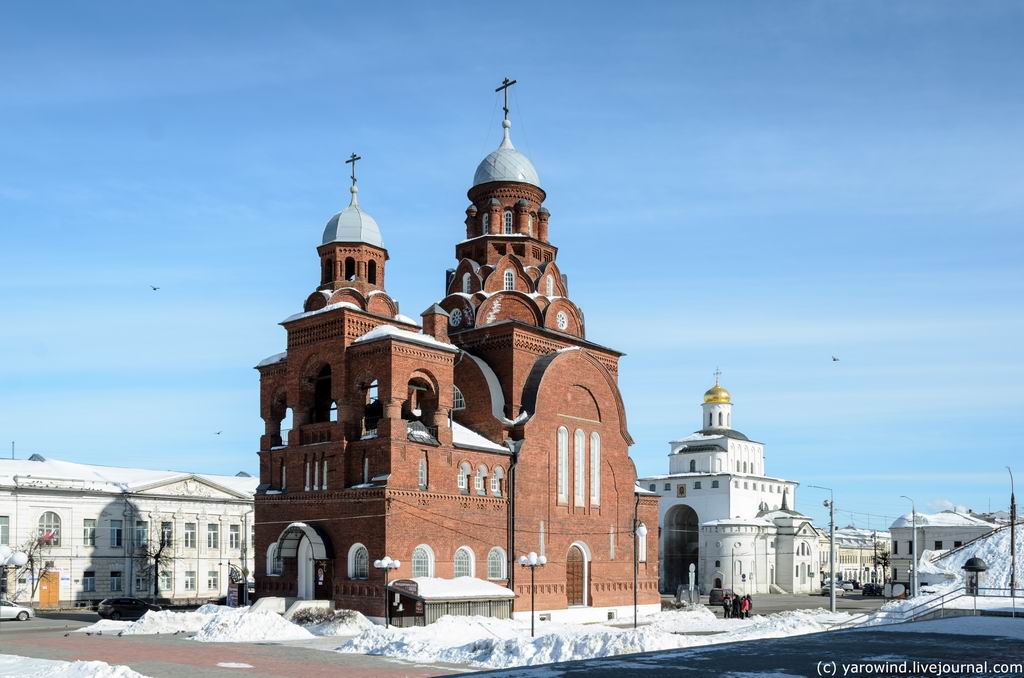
[[214, 431, 222, 435], [832, 356, 840, 362], [149, 285, 160, 291]]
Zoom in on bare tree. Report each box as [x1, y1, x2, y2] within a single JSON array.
[[12, 535, 54, 602], [872, 549, 892, 582], [133, 528, 175, 601]]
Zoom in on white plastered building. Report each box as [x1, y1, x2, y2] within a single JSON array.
[[638, 377, 819, 595], [0, 455, 257, 609], [889, 510, 996, 587]]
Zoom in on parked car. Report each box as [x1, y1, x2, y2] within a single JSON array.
[[840, 581, 855, 591], [0, 598, 34, 621], [862, 583, 883, 596], [97, 598, 161, 621], [820, 585, 846, 597], [708, 588, 736, 605]]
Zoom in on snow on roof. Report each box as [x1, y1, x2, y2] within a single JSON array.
[[638, 471, 795, 483], [0, 456, 258, 497], [392, 576, 516, 601], [890, 510, 996, 529], [452, 422, 508, 453], [256, 351, 287, 368], [634, 482, 658, 496], [352, 324, 458, 353], [281, 301, 362, 324], [394, 313, 418, 325], [703, 517, 775, 528]]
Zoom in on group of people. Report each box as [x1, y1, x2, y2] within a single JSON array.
[[721, 593, 753, 619]]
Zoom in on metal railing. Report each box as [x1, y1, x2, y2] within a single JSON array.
[[829, 586, 1022, 631]]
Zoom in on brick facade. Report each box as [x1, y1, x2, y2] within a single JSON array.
[[253, 122, 659, 621]]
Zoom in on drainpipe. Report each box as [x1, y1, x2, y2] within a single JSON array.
[[505, 439, 523, 608]]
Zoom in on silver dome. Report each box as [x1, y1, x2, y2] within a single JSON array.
[[321, 186, 384, 248], [473, 120, 540, 188]]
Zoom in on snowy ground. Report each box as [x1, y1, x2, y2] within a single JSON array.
[[0, 653, 147, 678], [335, 606, 853, 669], [74, 604, 371, 643]]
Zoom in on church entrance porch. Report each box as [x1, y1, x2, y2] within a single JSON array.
[[664, 504, 699, 594], [274, 522, 334, 601]]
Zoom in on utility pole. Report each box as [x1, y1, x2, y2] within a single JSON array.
[[1009, 467, 1017, 598], [901, 495, 918, 597], [809, 485, 836, 613]]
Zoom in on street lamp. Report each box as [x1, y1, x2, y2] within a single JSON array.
[[808, 485, 836, 613], [518, 551, 546, 637], [900, 495, 918, 598], [373, 556, 400, 627], [0, 546, 29, 599], [634, 522, 647, 629]]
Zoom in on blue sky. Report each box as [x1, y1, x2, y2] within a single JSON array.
[[2, 2, 1022, 529]]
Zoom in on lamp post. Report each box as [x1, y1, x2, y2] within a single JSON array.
[[901, 495, 918, 597], [1009, 467, 1017, 598], [809, 485, 836, 613], [0, 546, 29, 599], [373, 556, 400, 627], [518, 551, 546, 637]]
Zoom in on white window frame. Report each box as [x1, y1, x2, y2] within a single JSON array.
[[207, 523, 219, 549], [574, 428, 585, 507], [412, 544, 434, 578], [462, 272, 471, 294], [454, 546, 474, 578], [482, 212, 490, 231], [491, 466, 504, 496], [503, 270, 515, 291], [322, 459, 328, 490], [349, 543, 370, 580], [38, 511, 61, 546], [418, 458, 428, 490], [184, 522, 196, 549], [503, 210, 513, 234], [557, 427, 569, 504], [589, 431, 601, 506], [458, 462, 471, 492], [546, 275, 554, 297], [475, 465, 487, 495], [229, 524, 240, 550], [184, 570, 196, 591], [452, 385, 466, 411], [487, 547, 507, 580]]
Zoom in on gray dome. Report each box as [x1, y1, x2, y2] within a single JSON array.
[[473, 120, 540, 188], [321, 186, 384, 248]]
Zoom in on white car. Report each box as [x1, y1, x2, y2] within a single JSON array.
[[0, 598, 34, 621]]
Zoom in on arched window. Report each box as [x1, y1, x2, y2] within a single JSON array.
[[727, 413, 731, 426], [454, 547, 474, 578], [362, 456, 369, 484], [546, 275, 554, 297], [574, 429, 585, 507], [458, 462, 472, 494], [708, 412, 713, 427], [418, 457, 428, 490], [312, 365, 333, 423], [716, 458, 723, 472], [368, 260, 377, 285], [38, 511, 61, 546], [718, 412, 723, 426], [736, 461, 741, 472], [557, 427, 569, 503], [412, 545, 434, 577], [487, 547, 507, 580], [266, 543, 282, 575], [322, 459, 328, 490], [528, 214, 534, 236], [491, 466, 505, 496], [689, 459, 696, 473], [503, 270, 515, 291], [344, 257, 356, 281], [482, 212, 490, 232], [743, 461, 748, 473], [305, 461, 311, 491], [348, 543, 369, 579], [589, 432, 601, 506], [452, 385, 466, 411], [323, 258, 333, 283], [475, 464, 488, 495], [280, 460, 287, 490], [503, 210, 513, 234], [462, 272, 471, 294]]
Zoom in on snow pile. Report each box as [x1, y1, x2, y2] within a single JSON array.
[[192, 608, 314, 643], [0, 653, 148, 678], [120, 605, 229, 635], [73, 619, 131, 635], [292, 608, 375, 637], [930, 524, 1022, 590], [336, 608, 851, 669]]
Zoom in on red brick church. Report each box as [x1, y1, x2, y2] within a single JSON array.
[[253, 85, 660, 623]]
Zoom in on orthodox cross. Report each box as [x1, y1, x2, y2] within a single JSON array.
[[345, 152, 361, 187], [495, 77, 517, 121], [714, 367, 722, 385]]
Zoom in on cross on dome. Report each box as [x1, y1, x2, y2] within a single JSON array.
[[473, 77, 540, 188]]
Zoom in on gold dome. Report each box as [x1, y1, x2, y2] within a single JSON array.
[[703, 384, 732, 404]]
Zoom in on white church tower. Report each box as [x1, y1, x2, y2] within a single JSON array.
[[638, 373, 820, 596]]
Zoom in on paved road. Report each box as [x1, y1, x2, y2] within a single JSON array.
[[482, 625, 1024, 677], [0, 614, 469, 677]]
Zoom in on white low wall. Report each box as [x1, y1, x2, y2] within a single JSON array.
[[283, 598, 334, 620], [251, 596, 287, 614], [512, 602, 661, 625]]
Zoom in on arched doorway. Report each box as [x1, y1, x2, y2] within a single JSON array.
[[296, 536, 314, 600], [664, 504, 699, 594], [566, 545, 587, 606]]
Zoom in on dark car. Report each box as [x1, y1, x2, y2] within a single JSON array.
[[862, 583, 883, 596], [708, 588, 736, 605], [97, 598, 161, 621]]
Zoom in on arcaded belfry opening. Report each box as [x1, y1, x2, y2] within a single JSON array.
[[664, 504, 700, 594], [311, 365, 334, 423], [362, 379, 382, 436]]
